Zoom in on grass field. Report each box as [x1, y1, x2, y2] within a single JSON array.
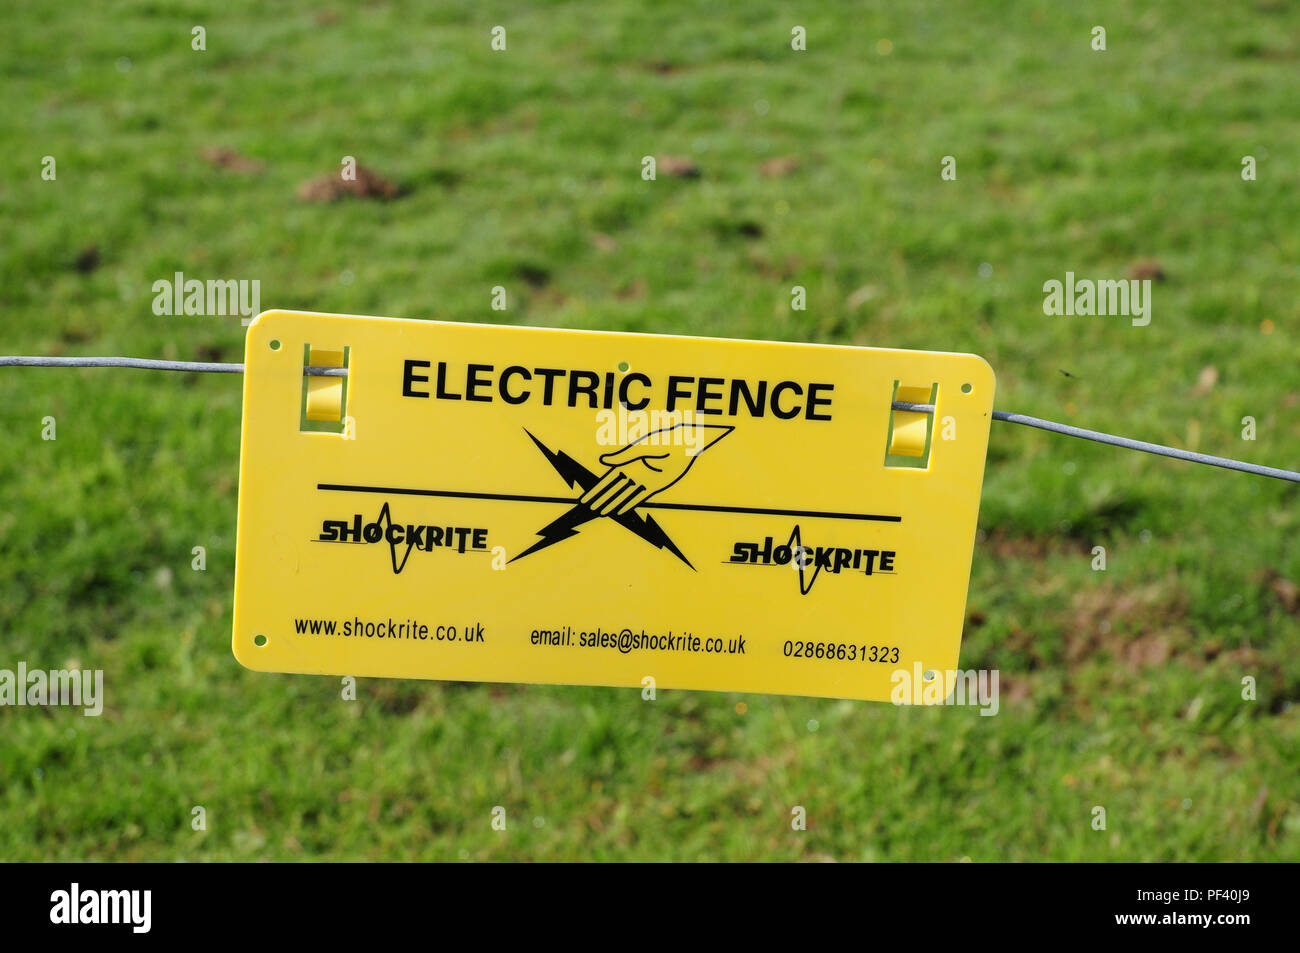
[[1, 1, 1297, 861]]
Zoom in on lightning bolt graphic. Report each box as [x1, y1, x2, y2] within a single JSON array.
[[374, 502, 421, 574], [510, 430, 694, 569], [787, 524, 822, 595]]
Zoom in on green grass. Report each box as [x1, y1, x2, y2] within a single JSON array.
[[1, 0, 1297, 861]]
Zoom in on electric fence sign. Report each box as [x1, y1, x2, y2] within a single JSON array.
[[233, 310, 996, 702]]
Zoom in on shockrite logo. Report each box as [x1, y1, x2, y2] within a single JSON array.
[[729, 526, 897, 595], [318, 502, 490, 574]]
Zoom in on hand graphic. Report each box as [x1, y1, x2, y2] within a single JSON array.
[[578, 423, 733, 516]]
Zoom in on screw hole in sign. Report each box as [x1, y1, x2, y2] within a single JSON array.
[[961, 382, 972, 394], [269, 340, 281, 351], [618, 361, 630, 372], [254, 634, 268, 647]]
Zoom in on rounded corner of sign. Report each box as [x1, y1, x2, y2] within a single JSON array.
[[231, 631, 270, 671], [956, 353, 997, 406], [244, 308, 307, 338], [963, 352, 996, 384], [244, 309, 275, 331]]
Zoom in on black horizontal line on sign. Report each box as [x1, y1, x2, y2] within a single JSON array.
[[316, 483, 902, 523]]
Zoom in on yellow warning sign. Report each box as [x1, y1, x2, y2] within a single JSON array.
[[233, 310, 995, 702]]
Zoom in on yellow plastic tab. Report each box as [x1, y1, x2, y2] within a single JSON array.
[[305, 347, 345, 421], [234, 310, 996, 702], [888, 383, 934, 459], [889, 412, 929, 457]]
